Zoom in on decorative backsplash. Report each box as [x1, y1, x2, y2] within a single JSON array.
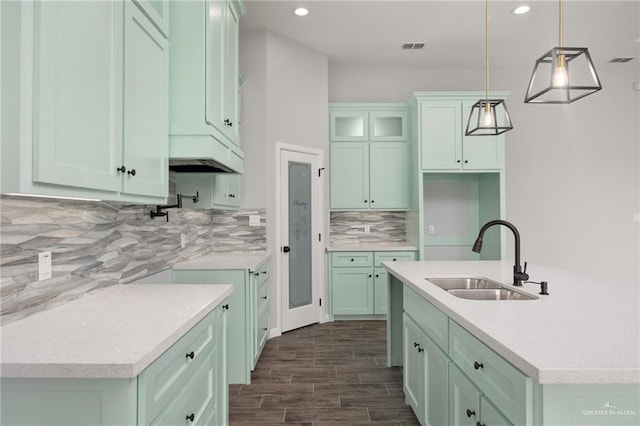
[[330, 211, 407, 244], [0, 195, 266, 325]]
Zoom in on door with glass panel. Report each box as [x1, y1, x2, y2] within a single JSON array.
[[280, 149, 323, 332]]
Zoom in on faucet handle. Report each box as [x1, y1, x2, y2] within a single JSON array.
[[523, 261, 528, 274]]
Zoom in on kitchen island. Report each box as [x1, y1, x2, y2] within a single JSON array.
[[1, 283, 233, 425], [384, 260, 639, 426]]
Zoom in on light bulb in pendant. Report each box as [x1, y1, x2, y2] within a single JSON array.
[[482, 104, 494, 127], [553, 55, 568, 87]]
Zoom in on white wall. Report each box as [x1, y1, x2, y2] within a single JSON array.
[[329, 61, 640, 285], [240, 29, 329, 332]]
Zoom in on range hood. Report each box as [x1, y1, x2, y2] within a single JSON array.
[[169, 134, 244, 174], [169, 159, 235, 173]]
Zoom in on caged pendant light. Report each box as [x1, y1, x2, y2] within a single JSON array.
[[524, 0, 602, 103], [465, 0, 513, 136]]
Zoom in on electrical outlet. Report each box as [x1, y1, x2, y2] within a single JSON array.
[[249, 215, 261, 226], [180, 233, 186, 248], [38, 251, 52, 281], [428, 225, 436, 234], [364, 225, 371, 234]]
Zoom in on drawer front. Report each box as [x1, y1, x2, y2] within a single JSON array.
[[403, 286, 448, 353], [149, 349, 217, 426], [256, 309, 270, 357], [331, 251, 374, 267], [449, 320, 530, 426], [139, 310, 216, 422], [374, 251, 416, 266], [256, 277, 270, 318]]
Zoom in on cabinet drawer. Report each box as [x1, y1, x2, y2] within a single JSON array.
[[374, 251, 416, 266], [255, 309, 270, 364], [403, 286, 448, 353], [149, 349, 217, 426], [257, 277, 270, 317], [449, 320, 530, 426], [331, 252, 374, 267], [139, 310, 216, 422]]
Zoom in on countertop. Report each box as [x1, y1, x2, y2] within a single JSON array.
[[0, 284, 233, 379], [327, 243, 419, 252], [173, 251, 271, 271], [383, 260, 640, 384]]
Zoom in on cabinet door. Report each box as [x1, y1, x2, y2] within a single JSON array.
[[461, 102, 503, 170], [450, 365, 482, 426], [122, 2, 168, 198], [330, 142, 369, 209], [403, 314, 424, 423], [369, 142, 409, 209], [133, 0, 169, 37], [373, 268, 388, 314], [227, 173, 242, 207], [32, 1, 123, 192], [420, 101, 462, 170], [422, 335, 450, 426], [223, 2, 240, 145], [330, 111, 368, 141], [205, 0, 225, 133], [216, 304, 229, 426], [330, 267, 374, 315], [369, 110, 407, 141], [480, 396, 514, 426]]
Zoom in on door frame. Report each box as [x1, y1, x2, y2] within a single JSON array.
[[274, 142, 327, 335]]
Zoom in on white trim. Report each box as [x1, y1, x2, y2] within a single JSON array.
[[275, 142, 326, 334]]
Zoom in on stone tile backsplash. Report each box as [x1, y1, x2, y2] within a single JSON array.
[[0, 195, 266, 324], [330, 211, 407, 245]]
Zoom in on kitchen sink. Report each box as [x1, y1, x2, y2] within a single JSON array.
[[448, 289, 538, 300], [425, 277, 503, 290], [425, 277, 538, 300]]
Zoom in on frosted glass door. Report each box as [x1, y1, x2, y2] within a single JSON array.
[[288, 161, 312, 309]]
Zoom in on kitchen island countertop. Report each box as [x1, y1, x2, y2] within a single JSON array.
[[0, 284, 233, 379], [384, 260, 640, 384]]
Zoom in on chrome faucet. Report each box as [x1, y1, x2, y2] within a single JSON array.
[[472, 219, 529, 286]]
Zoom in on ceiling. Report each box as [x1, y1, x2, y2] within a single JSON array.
[[240, 0, 640, 71]]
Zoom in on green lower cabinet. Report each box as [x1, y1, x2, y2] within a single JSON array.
[[403, 313, 450, 426], [480, 396, 513, 426], [0, 304, 228, 426], [373, 268, 389, 314], [331, 267, 374, 315], [172, 260, 270, 384]]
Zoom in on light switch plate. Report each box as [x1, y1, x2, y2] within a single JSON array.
[[249, 215, 261, 226], [38, 251, 52, 281], [364, 225, 371, 234], [180, 233, 186, 248]]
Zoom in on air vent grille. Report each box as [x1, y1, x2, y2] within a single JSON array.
[[609, 57, 634, 63], [402, 43, 425, 50]]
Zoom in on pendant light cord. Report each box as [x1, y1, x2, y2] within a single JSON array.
[[485, 0, 489, 101], [558, 0, 563, 47]]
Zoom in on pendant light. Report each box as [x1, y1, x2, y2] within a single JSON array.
[[465, 0, 513, 136], [524, 0, 601, 103]]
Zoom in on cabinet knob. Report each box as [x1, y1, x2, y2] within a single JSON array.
[[473, 361, 484, 370], [261, 271, 268, 275], [371, 200, 375, 203], [186, 413, 195, 422], [186, 351, 195, 360], [464, 160, 468, 164], [262, 327, 268, 331], [393, 258, 397, 261], [222, 304, 229, 310], [418, 347, 424, 353], [476, 422, 486, 426], [127, 168, 136, 176], [368, 274, 372, 278], [456, 160, 461, 163], [375, 274, 379, 278], [350, 258, 354, 262], [364, 200, 368, 203], [116, 165, 126, 173], [261, 296, 267, 300], [466, 409, 476, 418], [414, 342, 419, 348]]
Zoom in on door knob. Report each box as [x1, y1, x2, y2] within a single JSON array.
[[282, 246, 291, 253]]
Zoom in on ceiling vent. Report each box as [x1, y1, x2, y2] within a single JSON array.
[[402, 43, 425, 50], [609, 57, 634, 63]]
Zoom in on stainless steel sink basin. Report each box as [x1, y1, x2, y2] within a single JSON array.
[[425, 277, 503, 290], [448, 289, 538, 300]]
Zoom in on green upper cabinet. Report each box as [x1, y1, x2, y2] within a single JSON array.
[[415, 93, 506, 172], [1, 0, 168, 203], [132, 0, 169, 37], [175, 173, 241, 210], [170, 0, 245, 169], [329, 104, 409, 210]]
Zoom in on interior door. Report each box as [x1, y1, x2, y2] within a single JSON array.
[[280, 149, 323, 332]]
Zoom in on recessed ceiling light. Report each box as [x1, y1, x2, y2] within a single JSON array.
[[512, 5, 531, 15], [293, 7, 309, 17]]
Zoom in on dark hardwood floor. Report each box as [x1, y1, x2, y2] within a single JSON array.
[[229, 320, 420, 425]]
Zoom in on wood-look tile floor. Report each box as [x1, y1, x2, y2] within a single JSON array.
[[229, 320, 420, 425]]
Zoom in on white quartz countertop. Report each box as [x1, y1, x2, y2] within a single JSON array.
[[173, 251, 271, 271], [383, 260, 640, 385], [327, 243, 419, 252], [0, 284, 233, 379]]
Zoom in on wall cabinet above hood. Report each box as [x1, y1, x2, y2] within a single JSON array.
[[168, 0, 245, 175]]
